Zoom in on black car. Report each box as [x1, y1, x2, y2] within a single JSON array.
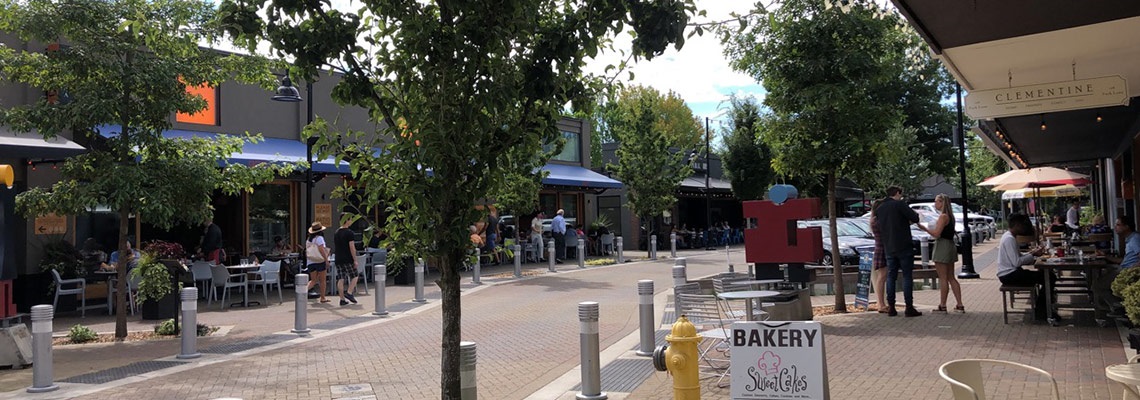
[[797, 220, 876, 265]]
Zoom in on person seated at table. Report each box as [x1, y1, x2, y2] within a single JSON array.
[[108, 240, 141, 270], [997, 213, 1051, 321], [1086, 214, 1112, 250], [1093, 215, 1140, 318], [80, 238, 110, 274], [270, 236, 295, 255], [1049, 215, 1068, 233]]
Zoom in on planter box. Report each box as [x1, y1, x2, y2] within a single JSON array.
[[140, 292, 178, 320], [391, 257, 416, 286]]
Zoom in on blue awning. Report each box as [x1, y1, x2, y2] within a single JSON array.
[[540, 163, 622, 189], [96, 125, 347, 173]]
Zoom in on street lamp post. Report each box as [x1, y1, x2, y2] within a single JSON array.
[[955, 82, 979, 279], [704, 117, 715, 251], [272, 76, 315, 249]]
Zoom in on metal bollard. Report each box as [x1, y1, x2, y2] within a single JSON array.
[[636, 280, 655, 357], [414, 258, 427, 303], [373, 265, 389, 317], [577, 302, 607, 400], [513, 244, 522, 278], [292, 274, 310, 334], [178, 287, 200, 359], [670, 232, 677, 258], [616, 237, 624, 263], [920, 237, 931, 267], [727, 243, 733, 273], [460, 341, 477, 400], [27, 305, 57, 393], [973, 229, 980, 246], [577, 238, 586, 269], [472, 249, 482, 285], [548, 240, 557, 273], [649, 235, 657, 260], [672, 260, 687, 288]]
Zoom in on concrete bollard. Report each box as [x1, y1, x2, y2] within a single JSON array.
[[178, 287, 200, 359], [672, 259, 687, 288], [472, 249, 482, 285], [513, 244, 522, 278], [460, 341, 477, 400], [616, 237, 624, 263], [670, 232, 677, 258], [548, 240, 557, 273], [414, 258, 427, 303], [649, 235, 657, 260], [292, 274, 310, 334], [27, 305, 57, 393], [920, 236, 931, 267], [577, 301, 607, 400], [636, 280, 655, 357], [973, 229, 980, 246], [373, 265, 389, 317], [727, 243, 733, 273], [577, 238, 586, 269]]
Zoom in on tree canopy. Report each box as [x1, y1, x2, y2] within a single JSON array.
[[218, 0, 695, 396], [720, 95, 773, 201], [0, 0, 289, 338]]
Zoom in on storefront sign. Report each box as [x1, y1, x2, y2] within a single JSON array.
[[855, 249, 872, 310], [314, 203, 333, 228], [732, 321, 829, 399], [965, 75, 1128, 120], [34, 213, 66, 235]]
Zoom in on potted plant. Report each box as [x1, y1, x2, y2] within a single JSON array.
[[1112, 267, 1140, 347], [132, 241, 186, 320]]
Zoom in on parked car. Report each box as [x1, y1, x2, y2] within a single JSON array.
[[843, 217, 934, 256], [797, 219, 876, 266], [909, 202, 995, 233]]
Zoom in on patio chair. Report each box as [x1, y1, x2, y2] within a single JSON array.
[[675, 293, 736, 387], [353, 255, 369, 295], [51, 269, 86, 317], [209, 264, 247, 309], [249, 260, 283, 304], [189, 261, 213, 300], [713, 277, 765, 320], [565, 230, 579, 259], [938, 359, 1059, 400], [599, 233, 614, 255], [106, 273, 141, 315]]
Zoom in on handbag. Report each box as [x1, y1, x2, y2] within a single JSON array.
[[306, 240, 324, 264]]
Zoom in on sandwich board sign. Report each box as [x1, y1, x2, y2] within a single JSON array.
[[731, 321, 829, 399]]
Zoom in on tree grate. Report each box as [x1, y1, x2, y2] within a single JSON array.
[[200, 335, 294, 354], [60, 360, 186, 384], [571, 358, 655, 393]]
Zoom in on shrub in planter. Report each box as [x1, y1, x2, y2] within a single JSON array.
[[68, 324, 98, 343], [131, 253, 175, 304], [1113, 267, 1140, 325], [154, 318, 214, 336]]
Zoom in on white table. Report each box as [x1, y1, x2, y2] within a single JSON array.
[[1106, 363, 1140, 399], [717, 290, 780, 321]]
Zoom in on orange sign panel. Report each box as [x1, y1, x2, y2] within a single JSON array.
[[176, 83, 218, 125], [34, 213, 67, 235], [314, 204, 333, 229]]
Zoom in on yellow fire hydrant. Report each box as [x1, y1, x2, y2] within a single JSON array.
[[653, 315, 702, 400]]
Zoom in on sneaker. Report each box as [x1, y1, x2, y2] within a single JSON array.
[[339, 299, 349, 306], [345, 293, 357, 304], [904, 307, 923, 317]]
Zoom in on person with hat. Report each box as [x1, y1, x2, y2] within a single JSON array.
[[305, 221, 331, 303]]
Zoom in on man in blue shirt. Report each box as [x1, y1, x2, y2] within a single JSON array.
[[552, 209, 566, 263], [109, 240, 141, 270], [1094, 215, 1140, 318]]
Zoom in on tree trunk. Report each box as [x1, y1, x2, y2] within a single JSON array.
[[115, 207, 129, 338], [828, 173, 846, 313], [438, 247, 462, 398]]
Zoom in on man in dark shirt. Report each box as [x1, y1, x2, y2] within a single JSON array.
[[333, 218, 360, 306], [201, 218, 223, 263], [875, 186, 924, 317]]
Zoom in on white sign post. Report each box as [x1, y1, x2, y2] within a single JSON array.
[[731, 321, 829, 399]]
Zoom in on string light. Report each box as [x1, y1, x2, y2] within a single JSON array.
[[1096, 112, 1103, 123], [1040, 115, 1047, 131]]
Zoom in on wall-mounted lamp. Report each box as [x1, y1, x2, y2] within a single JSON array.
[[1096, 112, 1103, 123], [0, 164, 12, 189], [1040, 115, 1047, 131]]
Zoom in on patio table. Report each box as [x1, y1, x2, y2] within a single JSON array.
[[1105, 363, 1140, 399], [1032, 256, 1111, 326], [225, 264, 260, 308], [717, 290, 779, 321]]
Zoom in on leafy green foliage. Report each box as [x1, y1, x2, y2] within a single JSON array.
[[67, 324, 98, 344], [217, 0, 695, 395], [154, 318, 214, 336], [0, 0, 292, 338], [959, 131, 1007, 211], [608, 87, 697, 228], [720, 95, 773, 200], [857, 127, 930, 199], [130, 253, 174, 304]]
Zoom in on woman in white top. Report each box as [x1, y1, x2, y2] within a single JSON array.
[[305, 222, 331, 303], [531, 212, 545, 262]]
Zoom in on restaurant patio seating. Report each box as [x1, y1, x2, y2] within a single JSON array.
[[599, 233, 614, 255], [675, 293, 735, 387], [565, 230, 579, 259], [209, 264, 247, 309], [248, 260, 282, 304], [353, 255, 369, 295], [999, 284, 1037, 324], [106, 273, 141, 315], [51, 269, 86, 317], [939, 359, 1059, 400], [189, 261, 213, 300]]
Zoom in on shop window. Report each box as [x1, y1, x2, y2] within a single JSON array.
[[544, 131, 581, 162], [248, 183, 292, 253], [561, 194, 579, 226], [539, 194, 558, 217], [176, 82, 219, 125]]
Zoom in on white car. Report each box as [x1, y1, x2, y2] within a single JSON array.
[[541, 217, 577, 233], [909, 202, 995, 232]]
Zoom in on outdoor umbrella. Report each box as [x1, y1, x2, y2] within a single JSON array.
[[977, 167, 1090, 188], [1001, 184, 1083, 200]]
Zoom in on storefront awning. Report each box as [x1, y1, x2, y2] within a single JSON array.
[[96, 125, 348, 173], [679, 175, 732, 191], [540, 163, 622, 189], [0, 129, 86, 159]]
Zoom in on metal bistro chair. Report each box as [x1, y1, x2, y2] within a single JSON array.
[[249, 260, 283, 304], [938, 359, 1059, 400], [51, 269, 87, 317], [210, 264, 247, 309], [106, 273, 141, 315]]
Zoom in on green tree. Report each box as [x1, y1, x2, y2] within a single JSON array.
[[218, 1, 694, 396], [0, 0, 289, 338], [722, 0, 907, 312], [960, 131, 1006, 211], [720, 95, 773, 200], [893, 31, 957, 177], [858, 126, 931, 199]]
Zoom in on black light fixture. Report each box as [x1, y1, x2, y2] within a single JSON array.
[[271, 74, 314, 257], [272, 76, 303, 102], [1040, 114, 1047, 131]]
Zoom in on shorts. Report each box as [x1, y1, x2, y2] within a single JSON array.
[[335, 262, 359, 280], [306, 262, 327, 273]]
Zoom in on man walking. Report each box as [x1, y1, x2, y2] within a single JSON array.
[[552, 209, 566, 263], [333, 217, 360, 306], [531, 212, 545, 262], [875, 186, 923, 317]]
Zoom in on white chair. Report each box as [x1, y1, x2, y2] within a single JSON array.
[[249, 260, 283, 304], [51, 269, 86, 317], [189, 261, 213, 300], [353, 255, 369, 295], [565, 230, 579, 259], [209, 265, 247, 309], [599, 233, 614, 255], [938, 359, 1060, 400], [106, 273, 141, 315]]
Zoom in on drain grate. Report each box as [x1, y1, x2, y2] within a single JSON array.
[[200, 335, 294, 354], [310, 317, 370, 330], [571, 358, 655, 393], [61, 360, 186, 384]]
